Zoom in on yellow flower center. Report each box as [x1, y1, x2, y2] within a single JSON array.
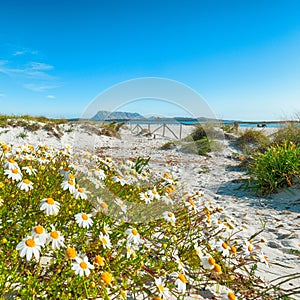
[[178, 273, 187, 283], [78, 188, 84, 193], [25, 238, 36, 248], [95, 255, 105, 266], [152, 189, 157, 195], [101, 272, 113, 285], [208, 257, 215, 266], [101, 237, 108, 245], [67, 180, 74, 185], [100, 202, 108, 209], [248, 245, 253, 252], [164, 172, 171, 179], [82, 213, 89, 220], [167, 212, 173, 218], [23, 179, 30, 185], [68, 174, 75, 179], [50, 231, 59, 239], [80, 261, 88, 269], [66, 247, 77, 259], [46, 198, 55, 205], [189, 199, 195, 207], [214, 263, 222, 273], [12, 168, 19, 174], [230, 245, 237, 255], [222, 242, 228, 249], [132, 229, 138, 236], [9, 158, 15, 163], [158, 284, 164, 293], [34, 225, 44, 235], [228, 292, 236, 300]]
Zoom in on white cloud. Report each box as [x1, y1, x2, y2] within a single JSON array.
[[12, 49, 38, 56], [0, 58, 60, 92], [23, 83, 60, 92], [28, 62, 54, 70], [47, 95, 56, 99]]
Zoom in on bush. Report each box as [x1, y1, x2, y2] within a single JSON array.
[[272, 123, 300, 145], [236, 129, 270, 153], [245, 142, 300, 195]]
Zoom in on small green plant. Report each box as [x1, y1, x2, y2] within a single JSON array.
[[236, 129, 270, 154], [272, 123, 300, 145], [244, 142, 300, 195], [17, 132, 28, 139], [134, 156, 150, 174]]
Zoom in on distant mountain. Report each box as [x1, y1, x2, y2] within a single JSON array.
[[91, 110, 145, 120]]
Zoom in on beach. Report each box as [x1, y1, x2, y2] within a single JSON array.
[[0, 122, 299, 299]]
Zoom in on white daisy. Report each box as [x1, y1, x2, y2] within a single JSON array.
[[16, 236, 43, 261], [61, 179, 76, 193], [31, 225, 48, 244], [3, 158, 19, 170], [17, 179, 33, 192], [38, 157, 50, 164], [162, 211, 176, 225], [22, 166, 37, 176], [214, 240, 230, 257], [75, 212, 93, 229], [161, 194, 174, 205], [4, 168, 23, 181], [94, 168, 106, 180], [73, 187, 89, 200], [147, 187, 160, 200], [200, 255, 216, 270], [48, 226, 65, 250], [40, 198, 60, 216], [72, 256, 94, 277], [155, 277, 170, 299], [139, 191, 152, 204], [175, 273, 187, 294], [99, 233, 112, 249], [125, 228, 141, 245]]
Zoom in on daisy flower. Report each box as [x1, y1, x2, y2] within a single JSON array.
[[4, 168, 23, 181], [173, 254, 187, 273], [125, 228, 141, 245], [200, 255, 216, 270], [22, 166, 37, 176], [214, 240, 230, 257], [38, 157, 50, 165], [40, 198, 60, 216], [48, 226, 65, 250], [61, 179, 76, 193], [162, 211, 176, 225], [161, 194, 174, 205], [175, 273, 187, 294], [73, 187, 89, 200], [243, 239, 254, 257], [154, 277, 170, 299], [99, 233, 112, 249], [217, 285, 237, 300], [258, 251, 269, 267], [17, 179, 33, 192], [72, 256, 94, 277], [112, 175, 128, 186], [94, 168, 106, 180], [147, 187, 160, 200], [103, 223, 112, 235], [31, 225, 48, 244], [16, 236, 43, 261], [75, 212, 93, 229], [3, 158, 19, 170], [139, 191, 151, 204]]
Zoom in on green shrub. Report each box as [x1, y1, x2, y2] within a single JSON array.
[[272, 123, 300, 145], [245, 142, 300, 195], [236, 129, 270, 153], [181, 138, 223, 156]]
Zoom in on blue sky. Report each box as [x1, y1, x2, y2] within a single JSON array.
[[0, 0, 300, 121]]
